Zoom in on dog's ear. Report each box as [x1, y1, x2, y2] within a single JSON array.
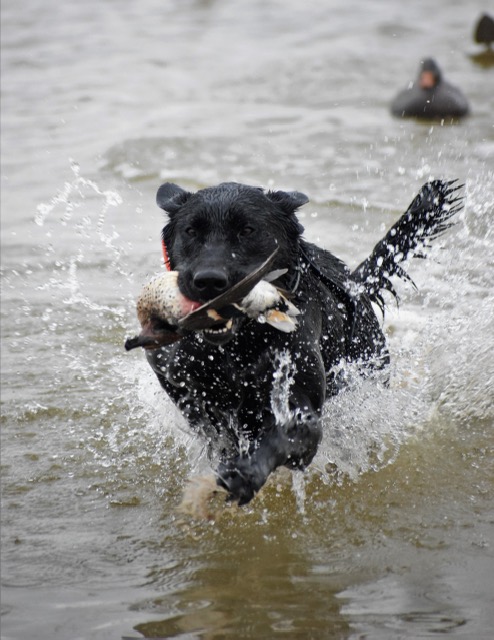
[[266, 190, 309, 213], [156, 183, 191, 215]]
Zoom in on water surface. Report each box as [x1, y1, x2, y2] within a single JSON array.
[[1, 1, 493, 638]]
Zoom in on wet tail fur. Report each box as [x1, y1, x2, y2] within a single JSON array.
[[352, 180, 463, 311]]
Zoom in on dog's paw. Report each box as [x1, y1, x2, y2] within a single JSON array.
[[216, 460, 263, 506]]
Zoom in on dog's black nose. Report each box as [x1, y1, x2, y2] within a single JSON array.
[[193, 269, 229, 299]]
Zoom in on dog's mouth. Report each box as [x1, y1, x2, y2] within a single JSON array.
[[201, 317, 241, 345], [126, 249, 280, 351]]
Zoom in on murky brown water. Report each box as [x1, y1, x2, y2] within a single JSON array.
[[1, 0, 493, 638]]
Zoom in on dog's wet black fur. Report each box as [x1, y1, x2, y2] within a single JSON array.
[[143, 180, 462, 505]]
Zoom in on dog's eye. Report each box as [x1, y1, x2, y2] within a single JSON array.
[[239, 226, 255, 237], [185, 227, 197, 238]]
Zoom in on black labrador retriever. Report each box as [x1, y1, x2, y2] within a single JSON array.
[[129, 180, 462, 505]]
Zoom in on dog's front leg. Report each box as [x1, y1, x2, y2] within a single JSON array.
[[216, 406, 322, 505]]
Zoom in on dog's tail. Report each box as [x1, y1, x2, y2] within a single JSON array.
[[351, 179, 463, 312]]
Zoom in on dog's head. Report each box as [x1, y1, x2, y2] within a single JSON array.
[[156, 182, 307, 344]]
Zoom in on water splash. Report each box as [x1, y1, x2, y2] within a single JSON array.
[[316, 366, 423, 483], [35, 160, 122, 227], [34, 160, 128, 278], [270, 349, 296, 425]]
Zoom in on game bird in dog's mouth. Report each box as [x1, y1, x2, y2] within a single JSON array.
[[125, 179, 463, 509], [125, 248, 300, 351]]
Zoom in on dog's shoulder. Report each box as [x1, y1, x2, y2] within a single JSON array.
[[299, 240, 351, 295]]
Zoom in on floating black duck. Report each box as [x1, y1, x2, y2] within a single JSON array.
[[391, 58, 469, 120]]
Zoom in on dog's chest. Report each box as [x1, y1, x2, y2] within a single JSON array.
[[167, 332, 280, 396]]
